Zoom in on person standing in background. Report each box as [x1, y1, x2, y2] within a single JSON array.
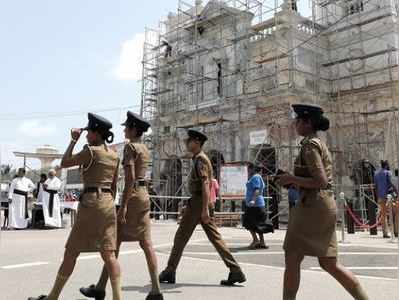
[[42, 169, 62, 228], [1, 178, 15, 229], [243, 163, 269, 249], [374, 160, 397, 238], [8, 168, 35, 229]]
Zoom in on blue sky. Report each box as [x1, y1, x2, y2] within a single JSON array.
[[0, 0, 311, 169], [0, 0, 181, 168]]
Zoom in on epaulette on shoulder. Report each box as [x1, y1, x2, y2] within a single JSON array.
[[302, 137, 323, 155], [308, 137, 322, 148], [125, 142, 137, 153]]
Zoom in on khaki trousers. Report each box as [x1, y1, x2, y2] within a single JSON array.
[[166, 197, 240, 272]]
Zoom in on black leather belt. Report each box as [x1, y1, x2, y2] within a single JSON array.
[[133, 180, 147, 188], [137, 180, 146, 187], [83, 187, 112, 193]]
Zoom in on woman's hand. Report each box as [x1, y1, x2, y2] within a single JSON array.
[[201, 211, 211, 224], [71, 128, 82, 141], [276, 173, 295, 187], [117, 206, 128, 224]]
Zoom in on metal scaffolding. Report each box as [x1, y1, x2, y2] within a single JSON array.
[[140, 0, 399, 220]]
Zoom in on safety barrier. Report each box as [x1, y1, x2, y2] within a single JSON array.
[[339, 192, 399, 244]]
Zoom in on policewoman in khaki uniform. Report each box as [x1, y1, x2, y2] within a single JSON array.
[[159, 130, 246, 286], [28, 113, 122, 300], [80, 111, 163, 300], [276, 104, 369, 300]]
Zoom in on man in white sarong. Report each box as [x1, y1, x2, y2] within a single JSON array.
[[42, 169, 62, 228], [8, 168, 35, 229]]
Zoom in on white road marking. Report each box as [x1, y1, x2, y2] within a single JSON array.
[[77, 254, 101, 260], [194, 240, 398, 250], [338, 252, 397, 255], [156, 253, 397, 281], [175, 251, 397, 256], [117, 241, 186, 257], [310, 267, 398, 270], [337, 242, 398, 249], [1, 235, 395, 281], [1, 261, 49, 269], [73, 240, 209, 261], [191, 241, 284, 246], [39, 239, 211, 265], [177, 251, 283, 255]]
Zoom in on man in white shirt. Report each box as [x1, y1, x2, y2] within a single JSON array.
[[42, 169, 62, 228], [8, 168, 35, 229]]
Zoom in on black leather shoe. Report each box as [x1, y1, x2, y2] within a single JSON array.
[[159, 269, 176, 284], [220, 269, 246, 286], [27, 296, 48, 300], [146, 293, 164, 300], [383, 234, 391, 239], [79, 284, 105, 300]]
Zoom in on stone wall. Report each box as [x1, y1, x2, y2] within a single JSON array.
[[151, 0, 399, 193]]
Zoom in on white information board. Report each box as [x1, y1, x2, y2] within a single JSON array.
[[220, 164, 248, 198], [250, 129, 268, 145]]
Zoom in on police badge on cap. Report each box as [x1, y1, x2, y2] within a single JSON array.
[[83, 113, 114, 143], [291, 104, 323, 119], [83, 113, 113, 131], [121, 111, 151, 132], [291, 103, 330, 131], [187, 129, 208, 143]]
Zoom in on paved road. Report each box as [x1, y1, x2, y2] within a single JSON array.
[[0, 222, 398, 299], [156, 239, 398, 280]]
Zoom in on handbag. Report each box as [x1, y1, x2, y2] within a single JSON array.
[[257, 220, 274, 233]]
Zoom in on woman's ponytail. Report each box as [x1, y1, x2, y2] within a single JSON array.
[[105, 131, 114, 144]]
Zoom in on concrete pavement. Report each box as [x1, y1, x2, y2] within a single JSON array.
[[0, 221, 398, 299]]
